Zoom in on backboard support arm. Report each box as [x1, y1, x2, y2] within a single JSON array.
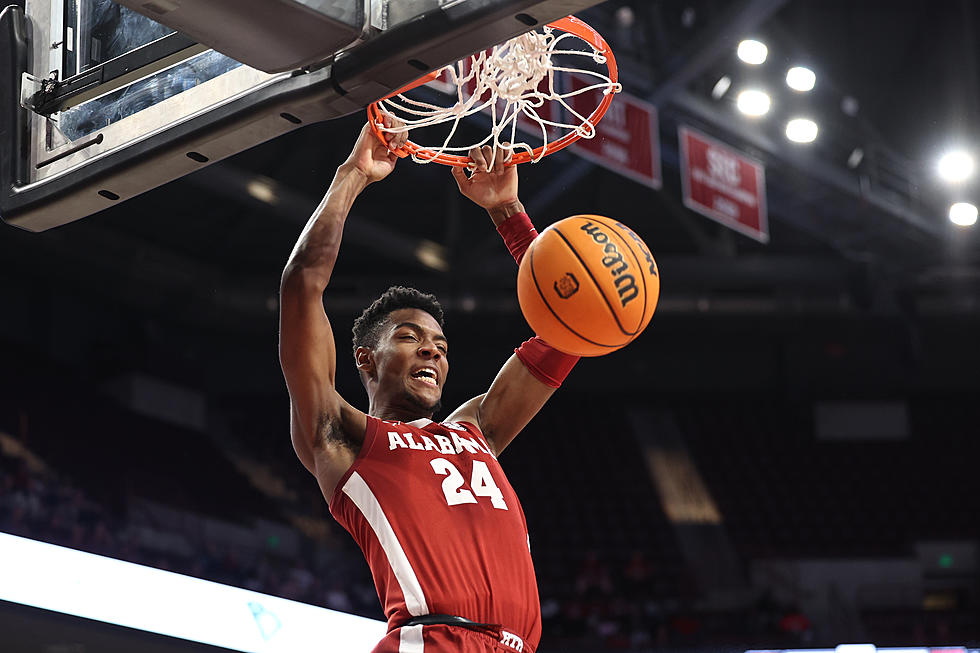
[[29, 33, 208, 115]]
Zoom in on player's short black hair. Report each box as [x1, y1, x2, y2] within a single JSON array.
[[352, 286, 445, 351]]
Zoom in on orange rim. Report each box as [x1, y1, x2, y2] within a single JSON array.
[[366, 15, 619, 166]]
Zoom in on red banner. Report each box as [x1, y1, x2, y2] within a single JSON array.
[[679, 126, 768, 243], [567, 74, 662, 189]]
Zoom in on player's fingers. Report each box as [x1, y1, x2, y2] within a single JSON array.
[[392, 130, 408, 151], [469, 146, 488, 172], [378, 114, 395, 145], [451, 165, 468, 185], [492, 144, 509, 173], [480, 146, 494, 172], [388, 118, 408, 149], [481, 145, 495, 172]]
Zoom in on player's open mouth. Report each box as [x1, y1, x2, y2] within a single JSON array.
[[410, 367, 438, 387]]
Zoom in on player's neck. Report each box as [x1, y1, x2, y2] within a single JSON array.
[[369, 400, 433, 424], [373, 409, 434, 423]]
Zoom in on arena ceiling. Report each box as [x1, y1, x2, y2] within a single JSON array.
[[1, 0, 978, 392]]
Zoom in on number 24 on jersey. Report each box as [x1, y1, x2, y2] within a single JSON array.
[[430, 458, 509, 510]]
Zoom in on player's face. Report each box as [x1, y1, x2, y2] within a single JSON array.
[[374, 308, 449, 416]]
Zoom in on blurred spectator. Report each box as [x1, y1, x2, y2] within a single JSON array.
[[778, 605, 813, 643], [325, 582, 354, 612], [622, 549, 653, 600], [0, 442, 379, 618], [575, 550, 613, 598]]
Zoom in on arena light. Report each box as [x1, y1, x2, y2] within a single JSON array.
[[246, 177, 278, 204], [737, 39, 768, 65], [414, 239, 449, 271], [949, 202, 978, 226], [786, 66, 816, 91], [736, 89, 771, 116], [786, 118, 818, 143], [745, 644, 952, 653], [614, 5, 635, 27], [711, 75, 732, 99], [937, 150, 975, 183], [0, 532, 386, 652]]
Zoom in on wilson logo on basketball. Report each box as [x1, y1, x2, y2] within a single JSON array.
[[580, 222, 639, 307], [554, 273, 580, 299], [615, 222, 658, 276]]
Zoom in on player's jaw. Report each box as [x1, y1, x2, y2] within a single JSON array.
[[400, 361, 444, 413], [372, 357, 444, 419]]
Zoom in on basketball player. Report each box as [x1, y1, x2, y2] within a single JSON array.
[[279, 118, 579, 653]]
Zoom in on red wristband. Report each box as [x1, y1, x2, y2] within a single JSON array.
[[496, 212, 538, 265], [514, 336, 580, 388]]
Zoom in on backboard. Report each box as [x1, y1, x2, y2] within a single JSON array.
[[0, 0, 606, 232]]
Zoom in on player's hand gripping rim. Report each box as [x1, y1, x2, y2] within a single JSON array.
[[451, 144, 521, 216]]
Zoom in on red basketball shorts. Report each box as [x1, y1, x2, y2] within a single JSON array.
[[372, 624, 531, 653]]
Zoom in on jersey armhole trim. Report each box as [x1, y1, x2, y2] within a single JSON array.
[[452, 420, 498, 459], [329, 415, 380, 514]]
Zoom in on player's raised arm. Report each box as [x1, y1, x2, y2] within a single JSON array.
[[448, 146, 580, 455], [279, 119, 406, 481]]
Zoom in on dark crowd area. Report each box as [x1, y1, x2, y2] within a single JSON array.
[[2, 340, 978, 652]]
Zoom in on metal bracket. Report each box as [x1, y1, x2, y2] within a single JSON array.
[[27, 32, 206, 115], [20, 70, 56, 110]]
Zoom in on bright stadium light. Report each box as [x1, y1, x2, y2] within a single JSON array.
[[937, 150, 975, 183], [949, 202, 978, 226], [711, 75, 732, 99], [786, 66, 816, 91], [246, 177, 278, 204], [737, 39, 768, 64], [835, 645, 877, 653], [0, 532, 386, 652], [736, 89, 771, 116], [786, 118, 818, 143]]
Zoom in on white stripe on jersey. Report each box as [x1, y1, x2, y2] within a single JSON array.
[[399, 625, 424, 652], [343, 472, 429, 616]]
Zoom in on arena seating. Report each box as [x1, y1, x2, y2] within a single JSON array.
[[675, 395, 980, 559], [2, 341, 977, 648]]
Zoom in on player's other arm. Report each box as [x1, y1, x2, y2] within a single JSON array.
[[279, 120, 405, 479], [447, 147, 579, 455]]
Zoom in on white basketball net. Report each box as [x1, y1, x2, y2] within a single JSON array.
[[373, 25, 622, 166]]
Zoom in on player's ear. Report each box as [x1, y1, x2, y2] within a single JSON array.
[[355, 346, 376, 379]]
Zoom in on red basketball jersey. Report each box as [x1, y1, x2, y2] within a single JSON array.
[[330, 416, 541, 651]]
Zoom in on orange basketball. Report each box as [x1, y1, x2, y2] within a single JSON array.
[[517, 215, 660, 356]]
